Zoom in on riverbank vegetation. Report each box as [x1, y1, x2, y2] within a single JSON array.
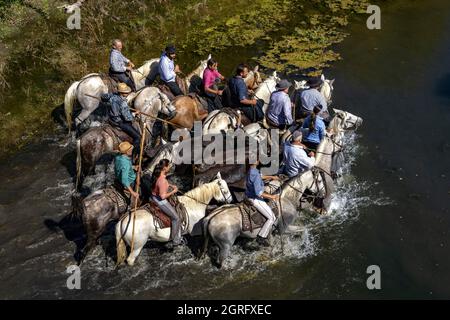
[[0, 0, 369, 157]]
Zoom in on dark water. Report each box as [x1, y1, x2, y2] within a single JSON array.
[[1, 0, 450, 299]]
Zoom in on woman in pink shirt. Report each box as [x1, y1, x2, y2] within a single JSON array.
[[150, 159, 182, 247], [202, 58, 225, 111]]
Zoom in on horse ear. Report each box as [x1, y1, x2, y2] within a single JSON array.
[[254, 65, 259, 72], [207, 54, 212, 60], [321, 74, 325, 81], [330, 79, 335, 86], [216, 172, 222, 180], [161, 138, 167, 145], [272, 71, 277, 78], [333, 108, 342, 114]]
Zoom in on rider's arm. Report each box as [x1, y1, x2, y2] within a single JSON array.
[[120, 100, 134, 122], [237, 79, 257, 105], [205, 86, 220, 95], [261, 192, 278, 200], [240, 98, 257, 105], [284, 95, 294, 125], [262, 175, 279, 181]]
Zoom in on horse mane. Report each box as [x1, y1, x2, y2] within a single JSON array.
[[183, 180, 217, 205], [280, 170, 313, 199]]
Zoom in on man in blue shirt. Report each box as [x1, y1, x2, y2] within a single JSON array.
[[115, 141, 139, 204], [301, 106, 326, 150], [266, 79, 294, 129], [109, 39, 136, 91], [282, 131, 315, 177], [300, 77, 327, 117], [245, 160, 280, 247], [101, 83, 141, 159], [228, 64, 264, 122], [159, 45, 184, 97]]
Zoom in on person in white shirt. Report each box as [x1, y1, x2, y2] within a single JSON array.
[[282, 130, 315, 178]]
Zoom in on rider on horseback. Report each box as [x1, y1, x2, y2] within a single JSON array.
[[159, 45, 184, 97], [266, 79, 294, 130], [115, 141, 140, 204], [150, 159, 182, 249], [109, 39, 136, 92], [282, 130, 315, 178], [202, 58, 225, 112], [245, 159, 280, 247], [299, 77, 328, 120], [101, 83, 141, 160], [301, 106, 326, 151], [228, 64, 264, 123]]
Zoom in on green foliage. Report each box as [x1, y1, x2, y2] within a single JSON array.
[[0, 0, 370, 156]]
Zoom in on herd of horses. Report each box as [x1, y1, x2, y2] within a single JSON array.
[[63, 54, 363, 268]]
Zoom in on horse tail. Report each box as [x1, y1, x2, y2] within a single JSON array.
[[115, 219, 128, 266], [199, 215, 212, 259], [75, 138, 82, 190], [199, 208, 224, 259], [70, 193, 84, 221], [64, 80, 80, 133]]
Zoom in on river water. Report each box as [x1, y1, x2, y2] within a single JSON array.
[[0, 0, 449, 299]]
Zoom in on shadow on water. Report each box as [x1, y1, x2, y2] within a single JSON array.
[[43, 210, 87, 263], [50, 103, 68, 129], [435, 73, 450, 102]]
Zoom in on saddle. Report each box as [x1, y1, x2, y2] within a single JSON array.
[[102, 124, 133, 150], [104, 184, 129, 214], [187, 93, 209, 113], [157, 84, 176, 101], [141, 196, 189, 232], [99, 73, 119, 94], [239, 198, 280, 232]]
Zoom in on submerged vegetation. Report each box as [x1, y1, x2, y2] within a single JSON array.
[[0, 0, 370, 156]]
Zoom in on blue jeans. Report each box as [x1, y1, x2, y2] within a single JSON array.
[[152, 195, 182, 244]]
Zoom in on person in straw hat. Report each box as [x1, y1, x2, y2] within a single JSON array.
[[266, 79, 294, 129], [115, 141, 140, 202], [101, 83, 141, 160], [281, 130, 315, 178]]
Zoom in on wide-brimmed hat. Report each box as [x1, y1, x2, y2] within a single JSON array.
[[307, 77, 323, 88], [165, 44, 176, 54], [119, 141, 133, 154], [276, 79, 292, 90], [117, 83, 132, 94]]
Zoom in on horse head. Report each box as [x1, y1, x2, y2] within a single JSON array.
[[212, 172, 233, 204], [247, 65, 263, 90], [332, 108, 363, 132], [294, 79, 308, 91], [320, 74, 335, 104], [158, 91, 177, 118]]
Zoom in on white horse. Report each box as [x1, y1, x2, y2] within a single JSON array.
[[74, 88, 176, 188], [115, 172, 233, 266], [281, 108, 363, 211], [202, 169, 328, 267], [64, 59, 160, 131]]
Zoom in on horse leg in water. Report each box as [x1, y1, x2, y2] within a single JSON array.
[[78, 196, 117, 264], [208, 211, 241, 268], [123, 211, 151, 266]]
